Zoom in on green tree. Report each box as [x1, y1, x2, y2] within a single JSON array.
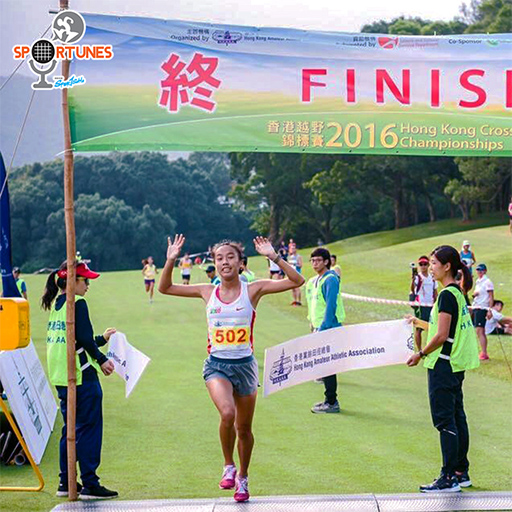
[[445, 157, 511, 221], [461, 0, 512, 33]]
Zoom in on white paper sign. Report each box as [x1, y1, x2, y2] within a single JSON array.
[[107, 332, 150, 398], [263, 319, 414, 396], [0, 341, 58, 464]]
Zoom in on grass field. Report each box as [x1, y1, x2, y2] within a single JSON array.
[[2, 218, 511, 512]]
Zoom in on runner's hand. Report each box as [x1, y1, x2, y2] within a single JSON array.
[[101, 359, 115, 376], [253, 236, 277, 260], [167, 234, 185, 260]]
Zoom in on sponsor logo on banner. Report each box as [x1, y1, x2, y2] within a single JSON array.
[[378, 37, 399, 49], [399, 38, 440, 49], [269, 350, 292, 385], [213, 30, 242, 46], [12, 10, 113, 90]]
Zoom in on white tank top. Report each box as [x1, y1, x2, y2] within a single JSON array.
[[206, 281, 256, 359]]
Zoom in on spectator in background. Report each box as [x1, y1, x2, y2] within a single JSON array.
[[460, 241, 476, 275], [268, 258, 281, 280], [240, 256, 256, 283], [411, 256, 438, 351], [486, 300, 512, 336], [508, 196, 512, 233], [278, 241, 289, 279], [288, 243, 303, 306], [13, 267, 27, 300], [205, 265, 221, 285], [330, 255, 341, 277], [472, 263, 494, 360]]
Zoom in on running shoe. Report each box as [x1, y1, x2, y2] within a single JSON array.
[[479, 352, 489, 360], [419, 474, 461, 493], [456, 471, 472, 488], [234, 476, 250, 502], [311, 400, 340, 413], [219, 465, 237, 490]]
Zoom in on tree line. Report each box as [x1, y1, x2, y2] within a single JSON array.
[[8, 0, 511, 271]]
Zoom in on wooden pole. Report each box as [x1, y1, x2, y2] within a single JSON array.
[[59, 0, 78, 501]]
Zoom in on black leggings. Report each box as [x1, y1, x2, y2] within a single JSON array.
[[428, 358, 469, 476]]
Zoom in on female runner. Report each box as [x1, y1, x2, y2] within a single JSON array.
[[159, 234, 304, 502]]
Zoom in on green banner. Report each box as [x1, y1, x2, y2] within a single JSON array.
[[69, 14, 512, 156]]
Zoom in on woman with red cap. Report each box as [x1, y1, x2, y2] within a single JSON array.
[[41, 261, 118, 500]]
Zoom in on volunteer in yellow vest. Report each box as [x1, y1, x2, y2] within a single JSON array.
[[407, 245, 479, 493], [159, 234, 304, 502], [306, 247, 345, 414], [41, 261, 118, 500], [13, 267, 27, 300]]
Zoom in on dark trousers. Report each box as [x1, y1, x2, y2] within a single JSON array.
[[428, 358, 469, 476], [56, 374, 103, 488], [323, 375, 337, 404]]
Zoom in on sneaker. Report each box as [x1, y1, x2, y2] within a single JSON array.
[[56, 482, 83, 497], [419, 474, 461, 493], [79, 485, 119, 500], [479, 352, 489, 360], [219, 465, 237, 490], [311, 400, 340, 414], [456, 471, 472, 488], [234, 476, 250, 502]]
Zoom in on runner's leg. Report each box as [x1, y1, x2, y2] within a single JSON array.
[[206, 378, 236, 466], [233, 391, 257, 478]]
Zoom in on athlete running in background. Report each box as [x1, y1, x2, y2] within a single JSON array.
[[142, 256, 158, 303], [179, 252, 193, 284], [159, 234, 304, 502]]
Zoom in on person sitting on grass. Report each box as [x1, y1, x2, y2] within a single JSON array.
[[485, 300, 512, 335]]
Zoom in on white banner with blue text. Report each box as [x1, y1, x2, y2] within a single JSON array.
[[263, 319, 414, 396]]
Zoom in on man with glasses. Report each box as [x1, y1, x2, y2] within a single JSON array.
[[412, 255, 438, 351], [306, 247, 345, 413]]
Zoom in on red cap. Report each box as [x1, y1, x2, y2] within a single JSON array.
[[57, 262, 100, 279], [418, 256, 429, 264]]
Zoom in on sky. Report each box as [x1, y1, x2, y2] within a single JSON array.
[[1, 0, 466, 77]]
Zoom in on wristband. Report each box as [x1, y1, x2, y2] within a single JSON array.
[[419, 350, 426, 359], [271, 254, 281, 264]]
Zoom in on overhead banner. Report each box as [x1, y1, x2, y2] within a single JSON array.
[[263, 319, 414, 396], [69, 14, 512, 156]]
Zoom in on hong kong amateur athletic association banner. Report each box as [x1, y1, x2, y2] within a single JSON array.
[[263, 319, 414, 396], [69, 13, 511, 156]]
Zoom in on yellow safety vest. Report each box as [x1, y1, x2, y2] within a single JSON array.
[[46, 296, 102, 386]]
